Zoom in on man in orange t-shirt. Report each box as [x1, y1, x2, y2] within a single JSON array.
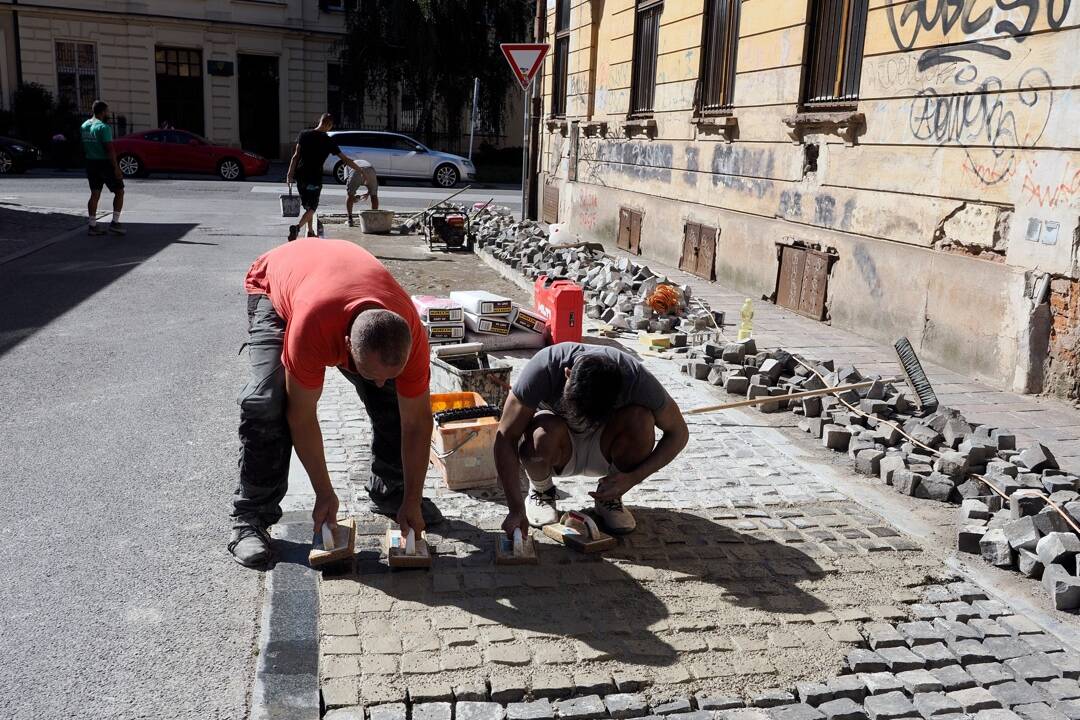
[[230, 238, 441, 568]]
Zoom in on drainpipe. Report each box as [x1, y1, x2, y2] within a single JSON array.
[[525, 0, 544, 220], [12, 0, 23, 88]]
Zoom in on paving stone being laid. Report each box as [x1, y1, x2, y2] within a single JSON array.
[[412, 702, 453, 720], [605, 693, 650, 719], [949, 687, 1003, 713], [989, 681, 1051, 709], [818, 698, 868, 720], [860, 673, 905, 696], [912, 692, 963, 718], [456, 702, 506, 720], [767, 704, 825, 720], [695, 694, 745, 711], [556, 695, 608, 720], [653, 699, 693, 715], [506, 700, 554, 720], [863, 691, 918, 720]]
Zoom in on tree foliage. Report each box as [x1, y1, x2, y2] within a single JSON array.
[[339, 0, 533, 143]]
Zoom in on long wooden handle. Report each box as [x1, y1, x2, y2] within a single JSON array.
[[404, 184, 474, 222], [687, 378, 893, 415]]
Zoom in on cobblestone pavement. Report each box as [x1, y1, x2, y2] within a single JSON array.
[[310, 230, 1080, 718]]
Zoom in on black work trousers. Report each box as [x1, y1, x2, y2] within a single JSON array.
[[232, 293, 404, 527]]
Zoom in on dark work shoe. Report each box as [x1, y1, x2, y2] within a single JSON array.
[[367, 489, 444, 526], [287, 224, 298, 242], [228, 523, 273, 568]]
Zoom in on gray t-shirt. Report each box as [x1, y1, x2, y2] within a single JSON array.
[[512, 342, 669, 415]]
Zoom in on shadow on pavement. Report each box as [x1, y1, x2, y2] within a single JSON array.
[[315, 508, 828, 666], [0, 221, 198, 358]]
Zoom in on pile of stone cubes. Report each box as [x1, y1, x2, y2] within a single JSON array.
[[472, 208, 716, 333], [678, 339, 1080, 611]]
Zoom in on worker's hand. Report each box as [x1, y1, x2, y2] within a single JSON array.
[[502, 508, 530, 538], [312, 490, 340, 535], [396, 500, 425, 539], [589, 472, 639, 502]]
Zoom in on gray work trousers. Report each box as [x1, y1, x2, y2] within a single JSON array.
[[232, 293, 404, 527]]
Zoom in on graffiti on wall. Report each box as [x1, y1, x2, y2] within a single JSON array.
[[577, 139, 674, 185], [887, 0, 1072, 69], [908, 63, 1053, 185], [710, 145, 775, 199]]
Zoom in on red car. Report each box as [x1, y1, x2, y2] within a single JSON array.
[[112, 129, 270, 181]]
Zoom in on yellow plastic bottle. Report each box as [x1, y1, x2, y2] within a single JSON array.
[[737, 298, 754, 341]]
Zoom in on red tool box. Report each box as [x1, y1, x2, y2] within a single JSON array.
[[534, 275, 584, 345]]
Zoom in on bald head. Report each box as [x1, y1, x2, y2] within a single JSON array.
[[349, 309, 411, 371]]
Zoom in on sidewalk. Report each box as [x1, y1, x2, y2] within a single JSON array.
[[605, 247, 1080, 473], [0, 204, 87, 264], [307, 227, 1080, 717]]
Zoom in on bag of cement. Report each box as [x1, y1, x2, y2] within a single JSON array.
[[451, 290, 513, 317], [280, 184, 300, 217], [510, 304, 546, 334], [413, 295, 464, 323], [464, 312, 511, 336], [426, 322, 465, 341]]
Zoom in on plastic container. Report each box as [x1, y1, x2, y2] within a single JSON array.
[[534, 275, 584, 344], [430, 352, 512, 409], [358, 209, 395, 234], [429, 391, 498, 490]]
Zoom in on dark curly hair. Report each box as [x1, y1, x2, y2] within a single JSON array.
[[556, 353, 622, 429]]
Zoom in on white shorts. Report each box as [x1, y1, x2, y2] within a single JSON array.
[[346, 166, 378, 201], [536, 410, 615, 478]]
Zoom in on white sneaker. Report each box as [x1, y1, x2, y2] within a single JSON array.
[[594, 498, 636, 535], [525, 486, 560, 527]]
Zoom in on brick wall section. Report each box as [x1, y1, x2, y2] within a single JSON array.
[[1046, 278, 1080, 401]]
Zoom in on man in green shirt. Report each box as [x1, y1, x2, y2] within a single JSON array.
[[80, 100, 125, 235]]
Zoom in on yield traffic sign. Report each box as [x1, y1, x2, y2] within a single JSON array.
[[500, 43, 550, 90]]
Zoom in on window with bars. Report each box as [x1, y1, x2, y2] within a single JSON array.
[[551, 0, 571, 117], [801, 0, 868, 107], [55, 41, 97, 114], [697, 0, 740, 114], [629, 0, 662, 117]]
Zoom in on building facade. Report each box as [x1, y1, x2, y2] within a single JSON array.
[[0, 0, 349, 159], [535, 0, 1080, 400]]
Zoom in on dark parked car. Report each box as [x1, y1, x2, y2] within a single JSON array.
[[0, 136, 43, 174], [112, 129, 270, 180]]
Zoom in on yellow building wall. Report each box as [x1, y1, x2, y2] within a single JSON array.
[[537, 0, 1080, 394]]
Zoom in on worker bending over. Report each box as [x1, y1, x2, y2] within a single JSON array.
[[229, 238, 442, 568], [346, 158, 379, 226], [495, 342, 689, 537]]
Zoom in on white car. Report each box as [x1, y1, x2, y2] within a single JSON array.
[[324, 130, 476, 188]]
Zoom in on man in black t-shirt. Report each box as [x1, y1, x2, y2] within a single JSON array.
[[285, 113, 366, 241]]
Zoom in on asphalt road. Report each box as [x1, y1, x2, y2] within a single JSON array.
[[0, 174, 521, 719]]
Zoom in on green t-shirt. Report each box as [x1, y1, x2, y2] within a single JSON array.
[[80, 118, 112, 160]]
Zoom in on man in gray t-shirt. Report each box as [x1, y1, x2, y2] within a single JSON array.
[[495, 342, 689, 536]]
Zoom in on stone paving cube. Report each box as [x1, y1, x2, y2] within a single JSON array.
[[930, 665, 977, 691], [490, 675, 528, 704], [605, 693, 649, 719], [959, 525, 989, 554], [556, 695, 607, 720], [1004, 518, 1041, 551], [860, 673, 904, 696], [797, 682, 834, 706], [952, 640, 996, 666], [1061, 702, 1080, 720], [897, 669, 944, 694], [940, 602, 978, 622], [457, 703, 505, 720], [767, 704, 824, 720], [410, 685, 454, 703], [575, 673, 616, 697], [932, 619, 979, 644], [986, 638, 1040, 662], [863, 691, 919, 720], [695, 694, 744, 711], [914, 643, 961, 669], [981, 529, 1016, 567], [895, 471, 922, 497], [754, 692, 797, 709], [413, 703, 453, 720], [819, 698, 867, 720], [1042, 566, 1080, 611], [613, 671, 649, 693], [991, 681, 1051, 709], [828, 676, 868, 703], [530, 672, 574, 700], [1001, 615, 1045, 635], [454, 681, 489, 702], [507, 700, 554, 720], [971, 619, 1010, 638], [1034, 679, 1080, 702], [913, 692, 963, 718], [370, 704, 408, 720], [325, 707, 365, 720], [975, 711, 1024, 720], [824, 425, 853, 451], [916, 473, 956, 502], [1008, 656, 1065, 683], [949, 687, 1003, 713], [969, 662, 1016, 687], [879, 646, 926, 672], [1037, 534, 1080, 567], [322, 678, 360, 709], [849, 650, 890, 673], [866, 624, 907, 650], [667, 712, 712, 720], [1014, 703, 1070, 720], [900, 622, 945, 647], [654, 699, 693, 715], [1049, 655, 1080, 681]]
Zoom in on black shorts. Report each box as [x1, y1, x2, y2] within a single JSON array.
[[86, 159, 124, 193], [297, 179, 323, 211]]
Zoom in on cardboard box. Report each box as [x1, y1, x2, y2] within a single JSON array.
[[450, 290, 513, 317], [425, 322, 465, 340], [464, 312, 511, 336]]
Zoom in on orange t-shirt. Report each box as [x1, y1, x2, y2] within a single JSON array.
[[244, 238, 430, 397]]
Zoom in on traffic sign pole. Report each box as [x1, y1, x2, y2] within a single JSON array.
[[500, 43, 550, 223]]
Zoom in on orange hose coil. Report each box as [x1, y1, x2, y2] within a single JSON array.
[[646, 284, 681, 315]]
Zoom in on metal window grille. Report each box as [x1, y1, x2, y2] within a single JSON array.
[[802, 0, 868, 107], [698, 0, 740, 113], [155, 47, 202, 78], [552, 0, 571, 117], [55, 41, 97, 114], [629, 0, 662, 117]]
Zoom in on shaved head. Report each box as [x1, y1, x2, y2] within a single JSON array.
[[349, 309, 411, 369]]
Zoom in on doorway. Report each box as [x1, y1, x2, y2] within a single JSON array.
[[238, 54, 280, 159], [155, 47, 204, 135]]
